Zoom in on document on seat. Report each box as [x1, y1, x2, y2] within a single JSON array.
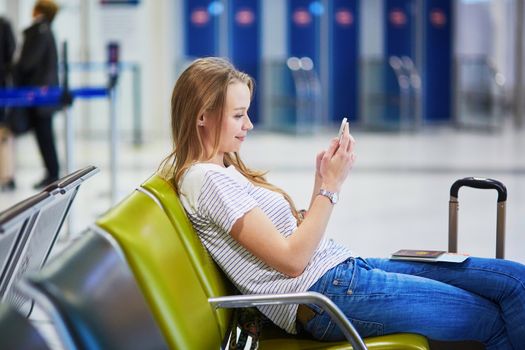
[[390, 249, 469, 263]]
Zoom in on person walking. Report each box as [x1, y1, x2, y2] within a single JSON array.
[[0, 16, 15, 122], [0, 16, 16, 191], [14, 0, 60, 189]]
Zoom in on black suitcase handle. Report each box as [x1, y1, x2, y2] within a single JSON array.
[[450, 177, 507, 202], [448, 177, 506, 258]]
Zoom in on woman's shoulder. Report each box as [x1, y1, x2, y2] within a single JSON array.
[[184, 163, 229, 182], [181, 163, 250, 195], [179, 163, 246, 213], [181, 163, 230, 193]]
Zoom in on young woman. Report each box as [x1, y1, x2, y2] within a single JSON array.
[[162, 57, 525, 350]]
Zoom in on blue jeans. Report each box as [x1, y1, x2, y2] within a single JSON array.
[[303, 257, 525, 350]]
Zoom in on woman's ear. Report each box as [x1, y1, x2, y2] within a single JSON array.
[[198, 114, 205, 127]]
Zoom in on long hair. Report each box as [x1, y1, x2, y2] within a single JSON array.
[[161, 57, 302, 223]]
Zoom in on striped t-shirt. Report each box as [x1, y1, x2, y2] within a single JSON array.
[[179, 163, 353, 334]]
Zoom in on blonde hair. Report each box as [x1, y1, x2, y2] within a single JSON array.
[[161, 57, 302, 223]]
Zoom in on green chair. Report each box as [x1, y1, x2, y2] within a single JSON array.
[[96, 174, 429, 350]]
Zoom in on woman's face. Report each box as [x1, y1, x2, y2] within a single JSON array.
[[201, 81, 253, 164]]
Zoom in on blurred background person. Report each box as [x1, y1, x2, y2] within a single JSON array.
[[0, 15, 15, 123], [13, 0, 59, 189], [0, 15, 16, 191]]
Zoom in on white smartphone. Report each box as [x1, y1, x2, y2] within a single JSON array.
[[337, 117, 348, 142]]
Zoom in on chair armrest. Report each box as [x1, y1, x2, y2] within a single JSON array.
[[209, 291, 368, 350]]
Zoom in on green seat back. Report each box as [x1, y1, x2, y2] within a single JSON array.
[[96, 190, 224, 349], [140, 174, 234, 333]]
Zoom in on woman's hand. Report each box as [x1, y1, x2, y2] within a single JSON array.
[[318, 123, 356, 192]]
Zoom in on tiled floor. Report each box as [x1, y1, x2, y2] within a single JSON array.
[[1, 121, 525, 348]]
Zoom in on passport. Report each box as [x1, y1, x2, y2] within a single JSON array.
[[391, 249, 446, 259], [390, 249, 469, 263]]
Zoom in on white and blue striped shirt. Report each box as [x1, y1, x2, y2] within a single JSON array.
[[179, 163, 353, 334]]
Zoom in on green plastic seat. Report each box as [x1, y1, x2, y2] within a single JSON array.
[[97, 174, 429, 349]]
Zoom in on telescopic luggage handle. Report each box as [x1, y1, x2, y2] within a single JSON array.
[[448, 177, 507, 259]]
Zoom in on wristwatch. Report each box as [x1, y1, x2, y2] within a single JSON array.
[[318, 188, 339, 204]]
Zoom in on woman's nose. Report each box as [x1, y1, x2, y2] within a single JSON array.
[[244, 115, 253, 130]]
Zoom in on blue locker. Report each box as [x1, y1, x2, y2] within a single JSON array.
[[424, 0, 453, 123], [288, 0, 321, 69], [229, 0, 261, 124], [185, 0, 220, 57], [330, 0, 359, 123], [384, 0, 416, 126]]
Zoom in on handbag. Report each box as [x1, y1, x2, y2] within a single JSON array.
[[221, 307, 262, 350], [5, 107, 31, 136]]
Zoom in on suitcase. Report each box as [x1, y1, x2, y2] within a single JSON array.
[[448, 177, 507, 258], [0, 126, 14, 187]]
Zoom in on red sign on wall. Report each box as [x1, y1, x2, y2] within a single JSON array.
[[235, 8, 255, 26], [429, 8, 447, 28], [389, 8, 407, 27], [191, 7, 210, 26], [292, 8, 312, 26], [335, 8, 353, 27]]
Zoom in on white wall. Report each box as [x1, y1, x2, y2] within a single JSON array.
[[262, 0, 286, 60], [455, 0, 517, 97], [360, 0, 384, 58]]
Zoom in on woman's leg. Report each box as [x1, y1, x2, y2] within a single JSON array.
[[304, 258, 511, 350], [365, 256, 525, 349]]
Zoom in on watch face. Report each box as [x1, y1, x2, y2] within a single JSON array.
[[331, 192, 339, 204]]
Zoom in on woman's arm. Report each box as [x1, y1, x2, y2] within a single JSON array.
[[230, 127, 355, 277], [307, 152, 325, 212]]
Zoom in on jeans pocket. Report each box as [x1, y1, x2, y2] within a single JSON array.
[[325, 259, 356, 295]]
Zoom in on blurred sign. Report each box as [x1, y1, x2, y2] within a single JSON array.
[[389, 8, 407, 27], [335, 8, 353, 27], [292, 8, 312, 26], [429, 8, 447, 28], [191, 7, 210, 26], [235, 8, 255, 26]]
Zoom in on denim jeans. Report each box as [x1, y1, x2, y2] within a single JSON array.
[[303, 257, 525, 350]]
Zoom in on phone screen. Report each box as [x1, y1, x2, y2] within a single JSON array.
[[338, 117, 348, 141]]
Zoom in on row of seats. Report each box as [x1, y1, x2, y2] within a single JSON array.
[[0, 170, 484, 349], [0, 166, 99, 316]]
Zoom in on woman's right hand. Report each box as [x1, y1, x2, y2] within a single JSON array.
[[318, 123, 356, 192]]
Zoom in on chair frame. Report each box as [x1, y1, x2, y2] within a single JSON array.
[[209, 291, 367, 350]]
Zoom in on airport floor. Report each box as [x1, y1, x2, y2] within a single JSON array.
[[1, 121, 525, 349]]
